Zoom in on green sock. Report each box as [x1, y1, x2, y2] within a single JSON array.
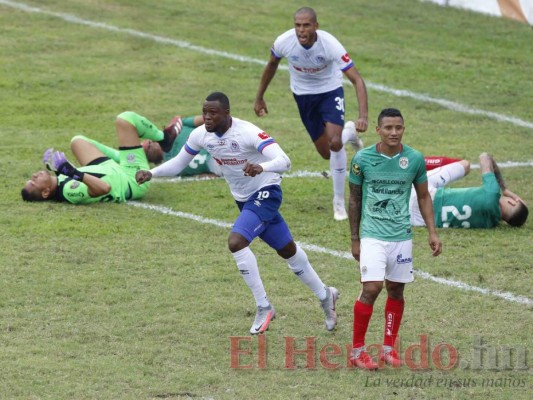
[[116, 111, 164, 141]]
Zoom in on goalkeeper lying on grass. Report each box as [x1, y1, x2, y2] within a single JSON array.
[[21, 111, 180, 204]]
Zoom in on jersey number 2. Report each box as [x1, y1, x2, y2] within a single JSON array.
[[441, 205, 472, 228]]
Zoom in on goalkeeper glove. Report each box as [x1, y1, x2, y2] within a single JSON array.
[[49, 150, 85, 181]]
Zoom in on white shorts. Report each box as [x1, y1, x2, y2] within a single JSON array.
[[410, 162, 466, 226], [359, 238, 414, 283]]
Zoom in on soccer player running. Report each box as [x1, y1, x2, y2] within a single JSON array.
[[136, 92, 339, 334], [254, 7, 368, 221], [348, 108, 442, 369], [21, 111, 177, 204]]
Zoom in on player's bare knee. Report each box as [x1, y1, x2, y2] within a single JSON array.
[[228, 232, 248, 253], [460, 160, 471, 176]]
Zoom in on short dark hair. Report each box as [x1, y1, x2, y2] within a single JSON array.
[[21, 187, 44, 202], [506, 202, 529, 227], [205, 92, 230, 111], [295, 7, 317, 22], [377, 108, 403, 126]]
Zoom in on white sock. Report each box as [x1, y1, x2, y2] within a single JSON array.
[[232, 247, 269, 307], [330, 148, 347, 200], [286, 245, 327, 300], [341, 126, 354, 145]]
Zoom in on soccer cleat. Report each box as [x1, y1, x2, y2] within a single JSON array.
[[380, 349, 402, 368], [343, 121, 364, 152], [320, 287, 340, 331], [333, 197, 348, 221], [250, 304, 276, 335], [350, 349, 379, 370], [159, 115, 182, 152]]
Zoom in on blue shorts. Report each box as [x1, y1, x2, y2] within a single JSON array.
[[232, 185, 293, 250], [293, 87, 345, 142]]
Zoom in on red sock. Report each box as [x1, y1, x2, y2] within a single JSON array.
[[425, 156, 462, 171], [352, 300, 374, 348], [383, 297, 405, 348]]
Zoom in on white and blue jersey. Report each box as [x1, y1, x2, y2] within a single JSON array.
[[271, 29, 354, 95], [185, 117, 283, 202]]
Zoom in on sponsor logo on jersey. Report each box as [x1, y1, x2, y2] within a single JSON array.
[[341, 53, 352, 63], [396, 253, 412, 264], [352, 163, 361, 176], [217, 140, 226, 146], [258, 132, 270, 140], [371, 199, 401, 216], [399, 157, 409, 169], [293, 65, 328, 74], [207, 144, 216, 151], [217, 157, 247, 166]]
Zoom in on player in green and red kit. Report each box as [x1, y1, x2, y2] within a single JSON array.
[[348, 108, 442, 370], [410, 153, 528, 228], [21, 111, 179, 203]]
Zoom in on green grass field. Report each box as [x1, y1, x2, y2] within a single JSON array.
[[1, 0, 531, 399]]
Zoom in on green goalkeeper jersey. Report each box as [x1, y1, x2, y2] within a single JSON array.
[[349, 144, 427, 241], [54, 147, 150, 204], [433, 172, 501, 228], [163, 116, 212, 176]]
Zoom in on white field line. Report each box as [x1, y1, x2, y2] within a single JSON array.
[[151, 161, 533, 183], [128, 201, 533, 307], [2, 0, 533, 130], [3, 0, 531, 305]]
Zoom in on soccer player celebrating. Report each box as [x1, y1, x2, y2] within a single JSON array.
[[136, 92, 339, 334], [254, 7, 368, 221], [348, 108, 442, 369]]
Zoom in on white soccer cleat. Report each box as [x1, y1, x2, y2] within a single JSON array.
[[250, 304, 276, 335], [320, 287, 340, 331], [343, 121, 364, 151], [333, 197, 348, 221]]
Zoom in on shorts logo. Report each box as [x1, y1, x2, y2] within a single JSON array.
[[396, 253, 412, 264], [127, 153, 136, 163], [361, 265, 367, 275], [399, 157, 409, 169]]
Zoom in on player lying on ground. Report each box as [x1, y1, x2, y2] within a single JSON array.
[[78, 114, 222, 178], [409, 153, 528, 228], [21, 111, 177, 204]]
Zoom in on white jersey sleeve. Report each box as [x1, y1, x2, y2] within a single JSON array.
[[271, 29, 354, 95]]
